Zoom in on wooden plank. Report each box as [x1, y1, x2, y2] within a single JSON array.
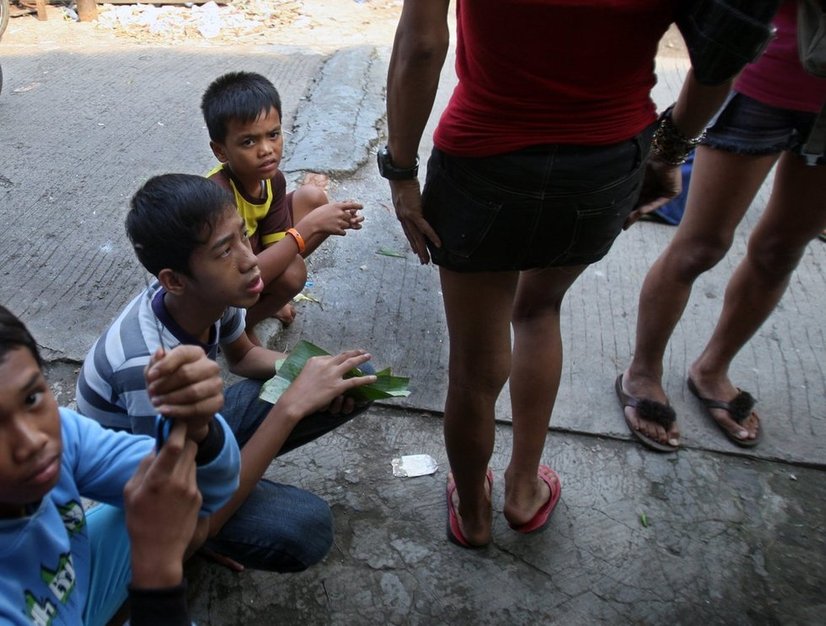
[[77, 0, 98, 21], [35, 0, 48, 20]]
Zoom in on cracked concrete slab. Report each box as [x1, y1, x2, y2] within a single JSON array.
[[285, 46, 388, 177], [184, 406, 826, 624]]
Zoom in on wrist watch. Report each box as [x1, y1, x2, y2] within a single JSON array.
[[377, 145, 419, 180]]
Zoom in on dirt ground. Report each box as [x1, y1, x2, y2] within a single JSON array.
[[2, 0, 686, 54], [1, 0, 403, 49]]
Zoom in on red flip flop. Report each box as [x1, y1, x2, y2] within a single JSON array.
[[446, 468, 493, 548], [508, 465, 562, 534]]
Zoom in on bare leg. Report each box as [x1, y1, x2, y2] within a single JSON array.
[[250, 182, 330, 331], [622, 146, 778, 446], [503, 264, 586, 527], [245, 254, 307, 339], [440, 268, 518, 546], [688, 152, 826, 440], [291, 183, 329, 256], [244, 182, 329, 339]]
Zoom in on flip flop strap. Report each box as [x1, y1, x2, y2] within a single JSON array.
[[701, 390, 756, 424], [634, 397, 677, 429]]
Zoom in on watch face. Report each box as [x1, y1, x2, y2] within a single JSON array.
[[377, 146, 418, 180], [377, 148, 392, 177]]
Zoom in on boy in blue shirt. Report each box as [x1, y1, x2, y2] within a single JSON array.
[[0, 305, 241, 625]]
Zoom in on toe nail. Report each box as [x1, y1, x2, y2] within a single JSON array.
[[669, 438, 679, 446]]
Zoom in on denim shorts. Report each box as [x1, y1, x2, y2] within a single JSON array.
[[420, 125, 654, 272], [703, 92, 824, 165]]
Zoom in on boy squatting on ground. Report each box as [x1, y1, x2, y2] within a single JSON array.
[[76, 173, 378, 573], [0, 305, 241, 626], [202, 70, 364, 342]]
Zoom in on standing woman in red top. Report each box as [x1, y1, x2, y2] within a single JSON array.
[[381, 0, 778, 548], [619, 0, 826, 451]]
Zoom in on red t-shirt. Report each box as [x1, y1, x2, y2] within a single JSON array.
[[735, 0, 826, 113], [433, 0, 679, 156]]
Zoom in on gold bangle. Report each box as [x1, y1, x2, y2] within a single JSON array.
[[286, 228, 305, 254], [651, 105, 705, 166]]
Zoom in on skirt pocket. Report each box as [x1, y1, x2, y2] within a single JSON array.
[[422, 165, 503, 260]]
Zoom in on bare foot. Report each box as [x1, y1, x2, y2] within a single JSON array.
[[503, 466, 554, 529], [617, 370, 680, 449], [687, 367, 760, 444], [274, 303, 296, 326]]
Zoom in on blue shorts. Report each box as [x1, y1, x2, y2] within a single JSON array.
[[83, 504, 131, 626], [420, 125, 654, 271], [703, 92, 824, 165]]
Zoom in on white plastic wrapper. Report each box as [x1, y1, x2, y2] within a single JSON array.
[[391, 454, 438, 478]]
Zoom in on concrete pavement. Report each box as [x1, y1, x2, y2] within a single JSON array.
[[1, 11, 824, 625]]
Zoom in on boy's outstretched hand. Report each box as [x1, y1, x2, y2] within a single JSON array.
[[279, 349, 377, 421], [125, 421, 202, 589], [297, 200, 364, 238], [144, 345, 224, 443]]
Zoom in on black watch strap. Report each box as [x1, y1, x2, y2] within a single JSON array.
[[377, 146, 419, 180]]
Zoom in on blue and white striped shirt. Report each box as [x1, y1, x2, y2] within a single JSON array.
[[76, 281, 246, 435]]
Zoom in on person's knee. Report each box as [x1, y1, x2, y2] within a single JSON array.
[[279, 255, 308, 296], [295, 183, 328, 211], [261, 254, 307, 302], [212, 492, 334, 573], [276, 498, 334, 572], [512, 299, 563, 325], [668, 236, 731, 280], [746, 233, 806, 280], [451, 354, 510, 397], [296, 511, 334, 570]]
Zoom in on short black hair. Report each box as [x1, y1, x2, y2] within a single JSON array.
[[201, 71, 283, 143], [0, 305, 42, 368], [126, 174, 235, 277]]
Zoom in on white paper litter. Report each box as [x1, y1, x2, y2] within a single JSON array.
[[391, 454, 438, 478]]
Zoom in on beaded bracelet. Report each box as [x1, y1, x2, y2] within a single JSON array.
[[650, 105, 705, 166]]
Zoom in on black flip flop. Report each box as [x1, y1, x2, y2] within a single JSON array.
[[687, 377, 762, 448], [615, 374, 679, 453]]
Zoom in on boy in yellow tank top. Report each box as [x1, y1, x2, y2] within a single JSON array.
[[202, 71, 364, 343]]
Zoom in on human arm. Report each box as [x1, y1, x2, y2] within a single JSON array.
[[291, 200, 364, 247], [252, 199, 362, 285], [144, 345, 224, 443], [625, 69, 734, 227], [385, 0, 451, 264], [124, 422, 200, 626], [221, 331, 287, 379], [206, 349, 377, 534], [72, 346, 240, 512], [144, 345, 241, 513], [92, 342, 224, 439]]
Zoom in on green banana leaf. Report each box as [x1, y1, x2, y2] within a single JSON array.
[[259, 340, 410, 405]]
